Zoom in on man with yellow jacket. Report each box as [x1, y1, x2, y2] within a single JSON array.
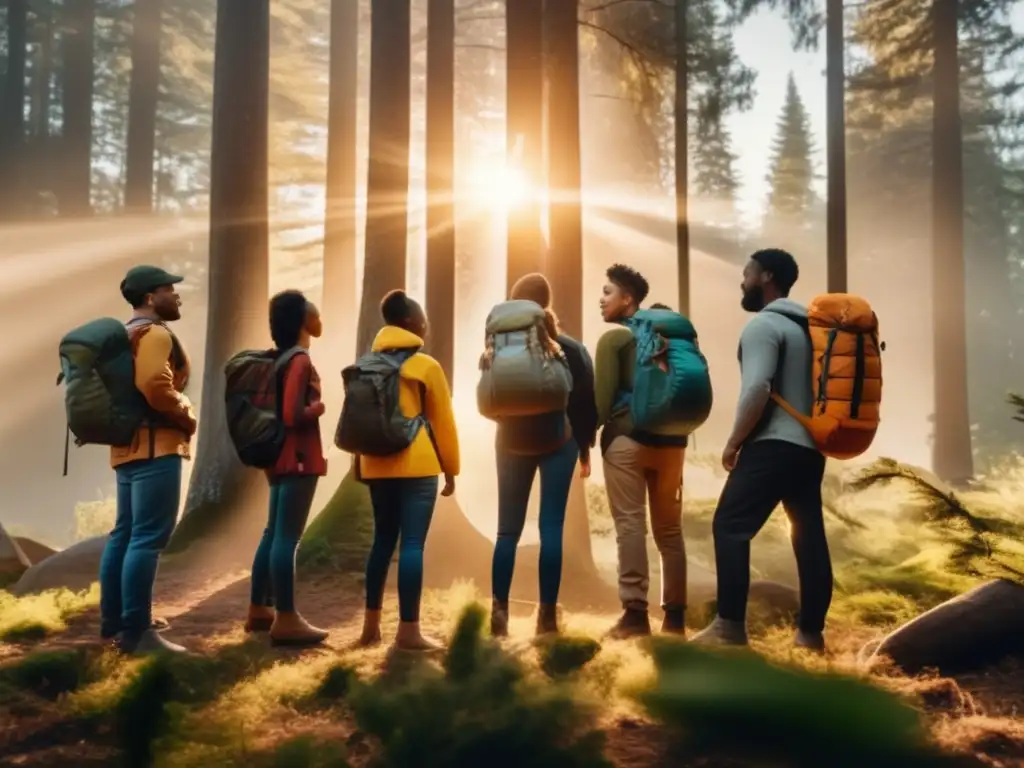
[[98, 265, 197, 655]]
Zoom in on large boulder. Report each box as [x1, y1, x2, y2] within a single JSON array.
[[864, 579, 1024, 674], [12, 535, 108, 596], [13, 537, 58, 565], [0, 524, 31, 580]]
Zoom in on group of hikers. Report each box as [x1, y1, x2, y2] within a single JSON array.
[[58, 248, 883, 656]]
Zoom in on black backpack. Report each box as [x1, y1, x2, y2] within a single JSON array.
[[224, 347, 305, 468], [57, 317, 183, 475], [335, 348, 426, 456]]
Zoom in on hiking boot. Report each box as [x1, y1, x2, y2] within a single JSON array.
[[270, 611, 329, 647], [605, 608, 651, 640], [661, 607, 686, 636], [690, 616, 748, 647], [794, 629, 826, 654], [119, 628, 187, 656], [102, 616, 171, 641], [490, 599, 510, 638], [395, 621, 442, 652], [244, 604, 275, 633], [535, 603, 560, 637]]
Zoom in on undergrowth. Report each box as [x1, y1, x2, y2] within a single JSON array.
[[0, 583, 99, 642]]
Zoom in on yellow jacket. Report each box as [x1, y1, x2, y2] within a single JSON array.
[[358, 326, 461, 480], [110, 322, 196, 468]]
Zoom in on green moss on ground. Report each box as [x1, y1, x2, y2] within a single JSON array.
[[298, 470, 375, 571]]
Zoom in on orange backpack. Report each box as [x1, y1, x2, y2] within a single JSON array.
[[769, 294, 883, 460]]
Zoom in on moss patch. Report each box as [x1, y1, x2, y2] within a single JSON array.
[[298, 470, 375, 571]]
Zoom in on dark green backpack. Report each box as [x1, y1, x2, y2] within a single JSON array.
[[56, 317, 180, 474]]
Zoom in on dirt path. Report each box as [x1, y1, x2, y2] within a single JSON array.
[[3, 565, 1024, 768]]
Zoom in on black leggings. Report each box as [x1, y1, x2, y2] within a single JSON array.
[[712, 440, 831, 633]]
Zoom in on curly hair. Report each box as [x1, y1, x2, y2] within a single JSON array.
[[606, 263, 650, 305], [750, 248, 799, 296], [269, 290, 309, 351]]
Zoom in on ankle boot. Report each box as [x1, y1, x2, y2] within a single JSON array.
[[395, 621, 441, 652], [491, 599, 510, 638], [244, 604, 275, 633], [359, 609, 383, 647], [661, 607, 686, 636], [605, 607, 651, 640], [535, 604, 560, 636], [270, 610, 329, 647]]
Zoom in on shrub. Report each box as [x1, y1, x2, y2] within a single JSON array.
[[73, 497, 116, 541], [637, 639, 954, 767], [348, 603, 610, 767]]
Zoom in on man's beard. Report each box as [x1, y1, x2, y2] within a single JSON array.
[[741, 285, 764, 313], [156, 305, 181, 322]]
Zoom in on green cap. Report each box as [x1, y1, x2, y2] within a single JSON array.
[[120, 265, 184, 297]]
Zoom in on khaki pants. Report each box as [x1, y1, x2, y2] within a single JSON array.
[[603, 436, 686, 611]]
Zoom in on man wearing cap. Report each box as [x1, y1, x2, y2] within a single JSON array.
[[98, 265, 197, 655]]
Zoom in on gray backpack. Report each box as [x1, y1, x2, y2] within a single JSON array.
[[476, 300, 573, 419]]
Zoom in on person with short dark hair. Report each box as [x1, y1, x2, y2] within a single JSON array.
[[489, 273, 598, 638], [245, 290, 329, 647], [692, 248, 831, 652], [594, 264, 688, 639], [357, 290, 460, 651], [99, 265, 196, 655]]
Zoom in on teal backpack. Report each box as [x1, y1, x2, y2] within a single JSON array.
[[620, 308, 712, 437]]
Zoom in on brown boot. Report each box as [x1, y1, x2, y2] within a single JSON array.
[[490, 599, 510, 638], [358, 609, 383, 647], [244, 604, 275, 633], [395, 621, 441, 652], [270, 611, 329, 647], [535, 603, 560, 636]]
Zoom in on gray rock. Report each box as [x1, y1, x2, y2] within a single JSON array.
[[12, 535, 108, 596], [13, 537, 58, 565], [864, 579, 1024, 674]]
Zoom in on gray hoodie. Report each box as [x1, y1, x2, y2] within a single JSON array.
[[734, 297, 816, 451]]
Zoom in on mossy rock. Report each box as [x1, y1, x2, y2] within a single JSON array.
[[298, 470, 374, 571]]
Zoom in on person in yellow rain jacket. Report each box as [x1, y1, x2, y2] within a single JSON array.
[[355, 290, 460, 651]]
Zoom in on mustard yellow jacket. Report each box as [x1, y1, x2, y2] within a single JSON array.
[[111, 322, 196, 468], [358, 326, 461, 480]]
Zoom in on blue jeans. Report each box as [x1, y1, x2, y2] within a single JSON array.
[[99, 455, 182, 638], [492, 438, 579, 605], [250, 475, 319, 613], [365, 476, 438, 622]]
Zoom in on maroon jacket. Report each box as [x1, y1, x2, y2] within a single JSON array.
[[268, 352, 327, 479]]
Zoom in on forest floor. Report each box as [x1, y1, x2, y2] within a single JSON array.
[[1, 562, 1023, 768]]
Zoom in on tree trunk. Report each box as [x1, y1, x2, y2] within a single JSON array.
[[0, 0, 29, 219], [505, 0, 544, 288], [321, 0, 360, 396], [544, 0, 582, 340], [30, 2, 54, 138], [673, 0, 689, 316], [425, 0, 455, 384], [930, 0, 972, 483], [355, 0, 411, 356], [167, 0, 271, 555], [543, 0, 596, 577], [124, 0, 163, 213], [825, 0, 847, 293], [59, 0, 95, 218]]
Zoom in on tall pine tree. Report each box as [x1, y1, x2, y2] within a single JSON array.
[[692, 118, 739, 221], [765, 74, 816, 219]]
